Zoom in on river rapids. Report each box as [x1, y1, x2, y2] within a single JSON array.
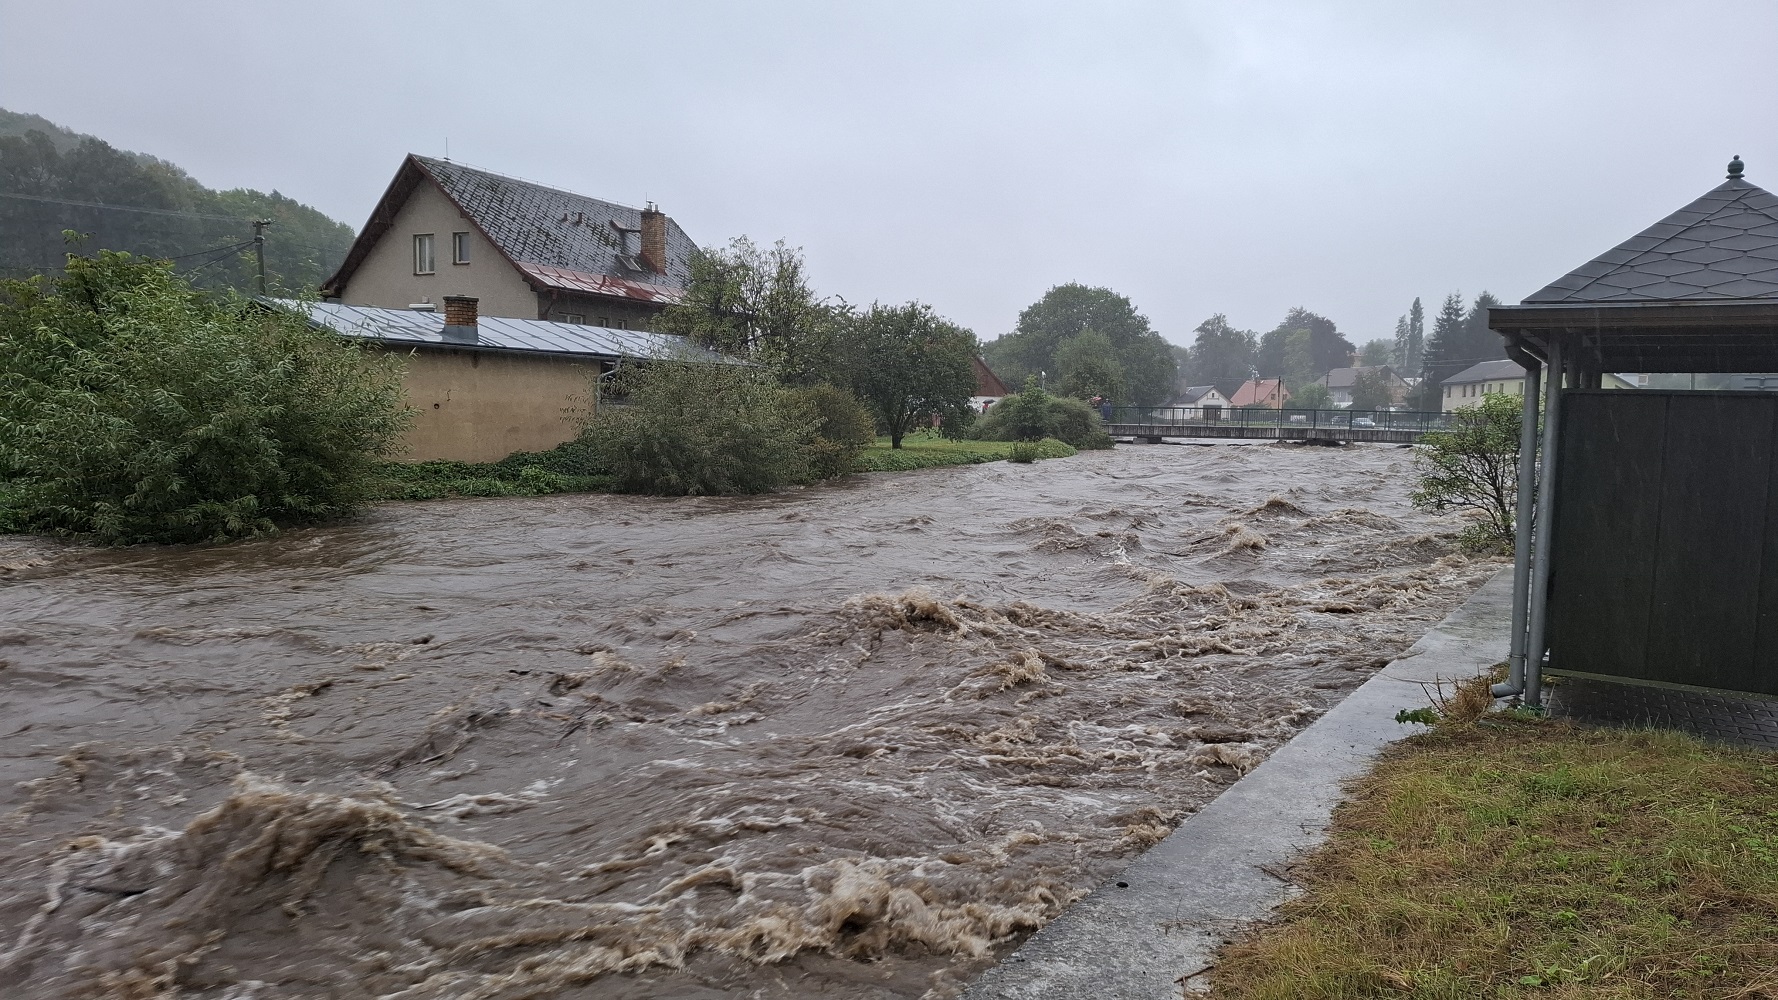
[[0, 442, 1497, 999]]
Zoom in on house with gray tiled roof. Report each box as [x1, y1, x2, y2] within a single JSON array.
[[321, 155, 697, 330]]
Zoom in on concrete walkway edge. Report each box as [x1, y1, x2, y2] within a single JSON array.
[[964, 568, 1514, 999]]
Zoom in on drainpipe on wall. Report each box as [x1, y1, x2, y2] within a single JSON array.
[[1521, 333, 1565, 708], [1494, 343, 1542, 699]]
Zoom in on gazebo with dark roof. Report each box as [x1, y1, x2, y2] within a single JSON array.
[[1488, 156, 1778, 707]]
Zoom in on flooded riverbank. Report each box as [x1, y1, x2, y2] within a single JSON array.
[[0, 443, 1496, 999]]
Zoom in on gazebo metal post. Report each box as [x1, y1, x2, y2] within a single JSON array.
[[1496, 350, 1543, 699], [1522, 332, 1565, 707]]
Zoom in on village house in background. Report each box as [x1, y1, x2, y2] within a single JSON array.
[[1314, 365, 1409, 407], [321, 155, 696, 330], [1229, 377, 1288, 409], [1441, 360, 1643, 410], [1441, 360, 1527, 409], [970, 357, 1013, 412], [1176, 384, 1232, 418], [287, 296, 726, 463]]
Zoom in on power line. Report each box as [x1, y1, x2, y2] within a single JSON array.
[[165, 239, 256, 260], [180, 244, 253, 277], [0, 190, 246, 223]]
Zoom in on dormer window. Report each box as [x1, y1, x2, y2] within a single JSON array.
[[413, 234, 435, 274]]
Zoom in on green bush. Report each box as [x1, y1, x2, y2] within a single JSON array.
[[788, 383, 876, 480], [0, 251, 409, 544], [976, 383, 1114, 449], [583, 361, 824, 495], [1008, 441, 1041, 463], [1411, 392, 1521, 552]]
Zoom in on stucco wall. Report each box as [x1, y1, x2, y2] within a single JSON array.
[[342, 183, 539, 319], [1443, 377, 1526, 411], [392, 346, 593, 463]]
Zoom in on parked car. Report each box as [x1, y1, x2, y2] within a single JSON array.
[[1354, 416, 1376, 428], [1287, 413, 1308, 424]]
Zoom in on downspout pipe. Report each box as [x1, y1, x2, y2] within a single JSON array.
[[1522, 333, 1565, 708], [1494, 344, 1543, 698]]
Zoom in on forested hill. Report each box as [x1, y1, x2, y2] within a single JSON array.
[[0, 108, 355, 295]]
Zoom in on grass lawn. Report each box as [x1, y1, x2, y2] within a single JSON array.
[[852, 434, 1077, 472], [374, 435, 1084, 500], [1210, 707, 1778, 999]]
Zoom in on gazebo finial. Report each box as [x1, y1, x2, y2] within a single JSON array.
[[1729, 154, 1745, 179]]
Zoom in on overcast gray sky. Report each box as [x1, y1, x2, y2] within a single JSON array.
[[5, 1, 1776, 347]]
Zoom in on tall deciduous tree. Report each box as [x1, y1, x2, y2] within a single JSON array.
[[980, 283, 1176, 406], [655, 236, 845, 386], [1358, 339, 1394, 367], [1258, 307, 1354, 379], [1182, 314, 1257, 387], [1351, 369, 1398, 410], [844, 302, 979, 449], [1054, 329, 1127, 402]]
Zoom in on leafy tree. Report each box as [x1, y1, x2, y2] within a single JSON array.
[[1258, 307, 1354, 382], [0, 250, 409, 543], [1411, 391, 1522, 552], [1351, 368, 1398, 410], [1259, 324, 1321, 392], [981, 284, 1176, 406], [1181, 314, 1258, 386], [1292, 382, 1333, 409], [1054, 329, 1127, 402], [843, 302, 978, 448], [1393, 297, 1425, 376], [654, 236, 845, 385], [1358, 339, 1393, 367]]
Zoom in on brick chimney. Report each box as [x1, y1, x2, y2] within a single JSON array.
[[639, 203, 667, 275], [442, 295, 479, 343]]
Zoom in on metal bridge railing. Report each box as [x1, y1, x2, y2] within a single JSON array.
[[1105, 405, 1454, 433]]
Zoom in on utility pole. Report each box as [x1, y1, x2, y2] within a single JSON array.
[[251, 219, 272, 296]]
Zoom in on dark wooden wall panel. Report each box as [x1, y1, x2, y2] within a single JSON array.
[[1550, 390, 1778, 696], [1643, 394, 1774, 692], [1548, 392, 1667, 679]]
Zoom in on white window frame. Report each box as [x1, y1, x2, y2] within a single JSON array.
[[413, 234, 435, 274], [452, 232, 470, 265], [559, 313, 584, 325]]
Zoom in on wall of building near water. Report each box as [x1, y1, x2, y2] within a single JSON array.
[[342, 182, 540, 319], [391, 346, 593, 463]]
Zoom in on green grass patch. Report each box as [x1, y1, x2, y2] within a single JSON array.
[[851, 435, 1077, 472], [1209, 713, 1778, 999], [376, 432, 1082, 501]]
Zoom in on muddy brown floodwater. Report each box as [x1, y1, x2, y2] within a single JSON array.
[[0, 443, 1496, 1000]]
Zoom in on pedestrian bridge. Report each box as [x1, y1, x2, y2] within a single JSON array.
[[1104, 406, 1451, 444]]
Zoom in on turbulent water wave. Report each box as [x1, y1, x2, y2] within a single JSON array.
[[0, 443, 1497, 998]]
